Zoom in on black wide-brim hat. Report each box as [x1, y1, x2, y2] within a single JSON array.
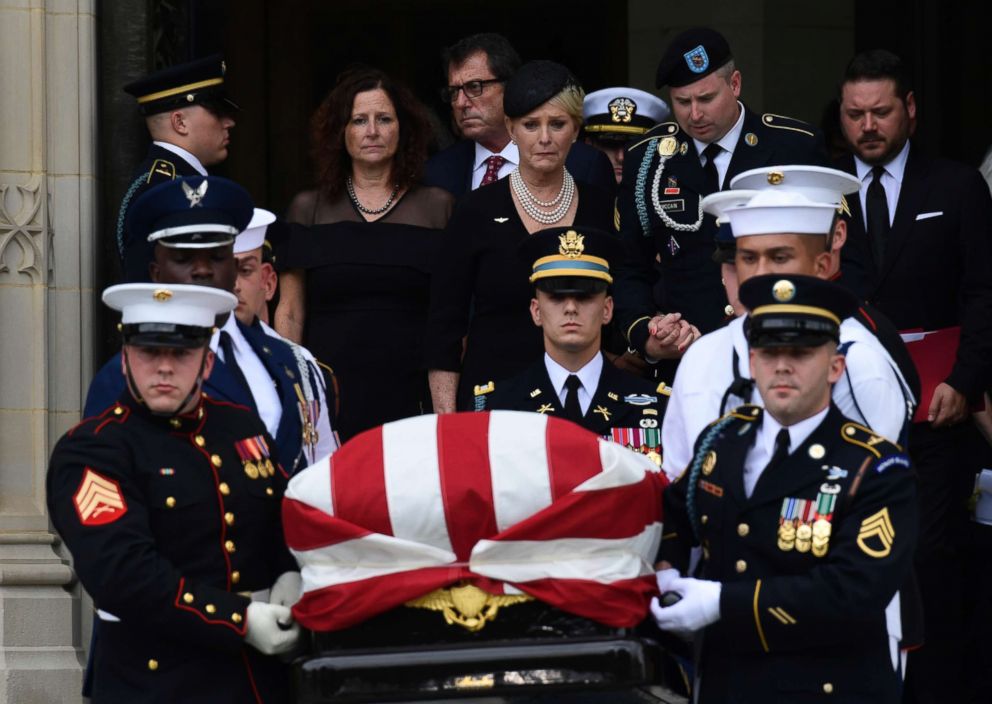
[[740, 274, 858, 348]]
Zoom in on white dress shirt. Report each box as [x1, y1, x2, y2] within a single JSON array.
[[211, 316, 282, 438], [471, 141, 519, 190], [855, 140, 910, 227], [544, 352, 603, 416], [692, 101, 746, 189], [742, 406, 829, 498], [153, 140, 207, 176]]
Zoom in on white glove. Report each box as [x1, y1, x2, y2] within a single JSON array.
[[245, 602, 301, 655], [656, 567, 681, 595], [650, 577, 722, 634], [270, 571, 303, 609]]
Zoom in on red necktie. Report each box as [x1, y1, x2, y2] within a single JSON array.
[[480, 155, 506, 187]]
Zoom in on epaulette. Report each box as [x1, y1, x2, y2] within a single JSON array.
[[146, 158, 177, 183], [627, 121, 680, 152], [840, 421, 903, 459], [760, 113, 816, 138], [708, 403, 762, 428]]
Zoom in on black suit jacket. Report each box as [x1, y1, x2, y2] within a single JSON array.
[[837, 146, 992, 399], [482, 353, 667, 437], [614, 108, 829, 347], [661, 404, 916, 703], [119, 143, 203, 282], [423, 139, 616, 199]]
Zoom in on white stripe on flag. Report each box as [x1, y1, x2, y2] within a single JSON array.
[[285, 455, 334, 515], [576, 440, 659, 492], [489, 411, 552, 532], [382, 415, 453, 553], [294, 533, 456, 593], [469, 523, 662, 584]]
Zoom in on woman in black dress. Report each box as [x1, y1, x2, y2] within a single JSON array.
[[426, 61, 613, 412], [276, 68, 453, 441]]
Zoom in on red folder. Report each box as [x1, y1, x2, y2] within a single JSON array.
[[899, 326, 981, 423]]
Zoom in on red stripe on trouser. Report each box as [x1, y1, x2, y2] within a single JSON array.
[[282, 498, 372, 550], [437, 413, 497, 561], [545, 417, 603, 499], [332, 426, 393, 535]]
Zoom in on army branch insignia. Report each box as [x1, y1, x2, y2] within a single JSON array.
[[857, 508, 895, 558], [558, 230, 585, 258], [405, 582, 533, 632]]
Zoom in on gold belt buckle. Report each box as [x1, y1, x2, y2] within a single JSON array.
[[404, 581, 533, 632]]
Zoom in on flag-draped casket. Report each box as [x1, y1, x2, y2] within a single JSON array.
[[283, 411, 668, 633]]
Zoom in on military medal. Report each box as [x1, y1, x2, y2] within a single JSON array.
[[795, 500, 814, 553], [810, 484, 839, 557], [778, 497, 798, 551], [294, 383, 320, 460], [234, 435, 272, 479], [608, 427, 662, 465]]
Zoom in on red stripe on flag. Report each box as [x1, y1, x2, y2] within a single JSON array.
[[437, 413, 497, 560], [282, 497, 372, 550], [492, 472, 666, 541], [292, 565, 468, 631], [332, 426, 393, 536], [545, 417, 603, 500], [517, 575, 658, 627]]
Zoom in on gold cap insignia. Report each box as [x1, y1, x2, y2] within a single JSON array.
[[658, 136, 677, 157], [558, 230, 585, 258], [153, 288, 173, 302], [772, 279, 796, 302], [608, 96, 637, 123], [767, 170, 785, 185], [405, 581, 533, 632]]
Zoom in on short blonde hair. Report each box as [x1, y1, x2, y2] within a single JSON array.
[[548, 84, 585, 128]]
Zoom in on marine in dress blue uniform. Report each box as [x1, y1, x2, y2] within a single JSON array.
[[613, 27, 829, 349], [480, 226, 668, 463], [118, 55, 237, 281], [48, 284, 301, 703], [85, 176, 311, 475], [653, 275, 917, 703]]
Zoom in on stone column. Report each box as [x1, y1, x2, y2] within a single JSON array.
[[0, 0, 98, 701]]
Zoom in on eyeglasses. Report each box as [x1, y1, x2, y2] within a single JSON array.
[[440, 78, 504, 103]]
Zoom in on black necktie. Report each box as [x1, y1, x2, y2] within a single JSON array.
[[866, 165, 890, 267], [219, 331, 256, 411], [702, 142, 723, 194], [563, 375, 583, 421], [765, 428, 791, 473]]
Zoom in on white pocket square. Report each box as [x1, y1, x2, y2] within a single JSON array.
[[915, 211, 943, 221]]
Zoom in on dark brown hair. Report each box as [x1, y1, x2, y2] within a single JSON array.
[[311, 67, 431, 200]]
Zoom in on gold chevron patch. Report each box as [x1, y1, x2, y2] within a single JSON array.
[[856, 507, 894, 558], [73, 468, 127, 526]]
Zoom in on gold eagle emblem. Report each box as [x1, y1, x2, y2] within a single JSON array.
[[558, 230, 585, 258], [405, 582, 533, 632]]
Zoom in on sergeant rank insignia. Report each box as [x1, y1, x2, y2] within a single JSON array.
[[234, 435, 275, 480], [73, 469, 128, 526]]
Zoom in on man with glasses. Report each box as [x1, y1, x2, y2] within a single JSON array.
[[424, 33, 615, 198]]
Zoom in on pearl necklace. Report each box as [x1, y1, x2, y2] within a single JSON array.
[[510, 168, 575, 225], [346, 177, 399, 215]]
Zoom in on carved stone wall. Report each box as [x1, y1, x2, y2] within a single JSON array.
[[0, 0, 98, 701]]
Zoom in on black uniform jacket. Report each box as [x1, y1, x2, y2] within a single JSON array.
[[614, 108, 829, 346], [660, 404, 917, 704], [47, 392, 296, 703], [837, 146, 992, 401], [118, 143, 202, 282], [423, 138, 617, 199], [481, 353, 668, 436]]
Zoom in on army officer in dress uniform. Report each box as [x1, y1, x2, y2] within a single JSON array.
[[612, 27, 829, 358], [480, 226, 667, 461], [118, 55, 237, 281], [47, 283, 302, 703], [651, 274, 917, 703]]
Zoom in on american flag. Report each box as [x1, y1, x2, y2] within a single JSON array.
[[283, 411, 667, 631]]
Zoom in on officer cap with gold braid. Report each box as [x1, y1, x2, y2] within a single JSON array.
[[739, 274, 858, 348], [520, 226, 621, 295], [124, 54, 237, 117], [583, 87, 670, 141]]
